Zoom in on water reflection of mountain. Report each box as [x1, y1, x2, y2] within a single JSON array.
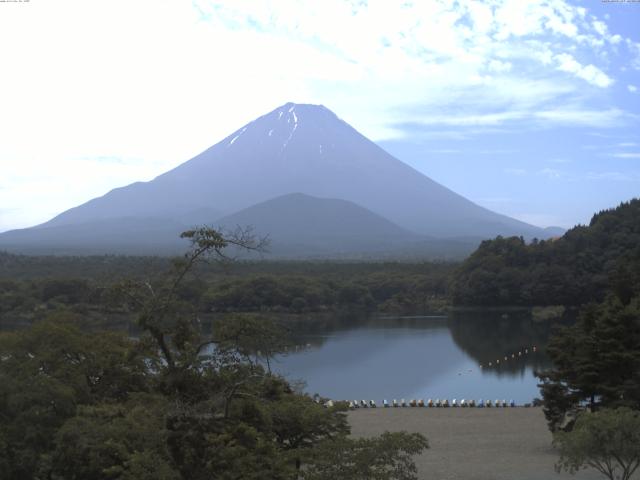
[[447, 309, 556, 377]]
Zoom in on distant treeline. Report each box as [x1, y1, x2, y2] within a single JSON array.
[[0, 257, 454, 329], [451, 199, 640, 306], [4, 198, 639, 320]]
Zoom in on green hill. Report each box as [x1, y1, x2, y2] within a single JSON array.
[[450, 198, 640, 306]]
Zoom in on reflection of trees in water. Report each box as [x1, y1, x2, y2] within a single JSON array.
[[207, 309, 573, 376], [447, 309, 564, 377], [278, 310, 449, 349]]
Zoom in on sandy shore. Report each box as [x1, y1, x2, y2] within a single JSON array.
[[348, 407, 629, 480]]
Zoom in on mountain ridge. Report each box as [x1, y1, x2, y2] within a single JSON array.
[[0, 102, 561, 257]]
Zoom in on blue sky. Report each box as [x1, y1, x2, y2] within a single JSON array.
[[0, 0, 639, 232]]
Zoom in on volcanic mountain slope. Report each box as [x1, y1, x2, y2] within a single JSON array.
[[0, 102, 557, 256], [0, 217, 191, 255], [215, 193, 421, 256]]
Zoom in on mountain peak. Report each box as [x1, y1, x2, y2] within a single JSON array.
[[3, 101, 554, 254], [220, 101, 346, 153], [280, 101, 328, 110]]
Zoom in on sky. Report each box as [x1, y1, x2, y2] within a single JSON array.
[[0, 0, 639, 233]]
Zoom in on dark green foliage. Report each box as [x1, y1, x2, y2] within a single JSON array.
[[1, 257, 453, 332], [47, 395, 179, 480], [303, 432, 429, 480], [0, 317, 153, 479], [451, 199, 640, 306], [538, 296, 640, 431], [0, 228, 429, 479], [554, 407, 640, 480]]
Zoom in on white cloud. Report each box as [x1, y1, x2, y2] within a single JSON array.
[[535, 108, 630, 127], [592, 20, 607, 37], [554, 53, 613, 87], [611, 153, 640, 159], [586, 171, 636, 182], [0, 0, 637, 231], [629, 85, 638, 93], [538, 168, 563, 180]]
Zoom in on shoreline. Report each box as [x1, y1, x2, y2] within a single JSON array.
[[348, 408, 617, 480]]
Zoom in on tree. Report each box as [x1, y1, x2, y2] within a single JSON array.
[[0, 314, 152, 479], [214, 313, 291, 374], [554, 407, 640, 480], [46, 394, 179, 480], [268, 394, 350, 472], [1, 227, 430, 479], [303, 432, 429, 480], [537, 295, 640, 431]]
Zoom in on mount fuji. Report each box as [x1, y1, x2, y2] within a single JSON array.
[[0, 102, 559, 257]]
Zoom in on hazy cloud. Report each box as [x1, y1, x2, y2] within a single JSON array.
[[505, 168, 527, 176], [0, 0, 639, 231], [610, 152, 640, 159]]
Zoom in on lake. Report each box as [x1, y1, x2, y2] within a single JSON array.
[[272, 310, 557, 404]]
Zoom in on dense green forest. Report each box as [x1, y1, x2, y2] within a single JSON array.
[[2, 200, 640, 478], [450, 199, 640, 307], [0, 228, 429, 480], [0, 254, 453, 330]]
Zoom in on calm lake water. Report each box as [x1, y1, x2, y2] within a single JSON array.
[[273, 310, 556, 404]]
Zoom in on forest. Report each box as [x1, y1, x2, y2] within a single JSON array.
[[0, 228, 430, 480], [0, 253, 453, 331], [450, 199, 640, 307], [2, 200, 640, 479]]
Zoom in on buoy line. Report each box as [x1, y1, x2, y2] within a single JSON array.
[[315, 398, 538, 409], [479, 345, 538, 369]]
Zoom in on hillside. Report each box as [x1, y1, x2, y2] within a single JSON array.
[[450, 198, 640, 306]]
